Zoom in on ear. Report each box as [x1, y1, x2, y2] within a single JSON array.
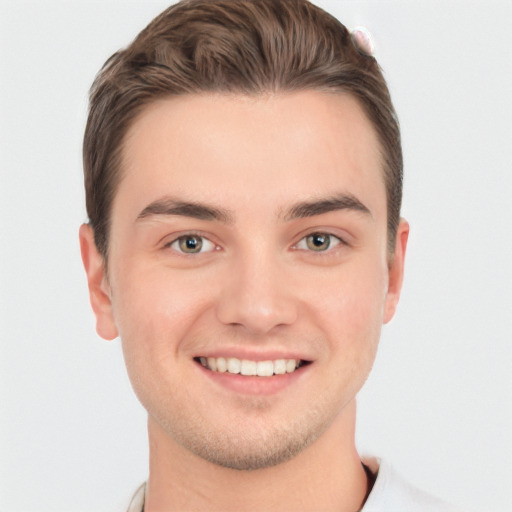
[[79, 224, 118, 340], [383, 219, 409, 324]]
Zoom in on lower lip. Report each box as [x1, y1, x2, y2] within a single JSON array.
[[196, 362, 310, 396]]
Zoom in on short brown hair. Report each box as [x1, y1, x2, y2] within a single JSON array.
[[83, 0, 402, 258]]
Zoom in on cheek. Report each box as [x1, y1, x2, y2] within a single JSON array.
[[109, 265, 216, 410], [322, 273, 386, 394], [110, 266, 212, 362], [316, 263, 387, 332], [307, 260, 388, 377]]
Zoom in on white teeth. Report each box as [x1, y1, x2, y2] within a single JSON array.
[[199, 357, 303, 377], [227, 357, 241, 374], [257, 360, 274, 377], [274, 359, 286, 375], [216, 357, 227, 372], [241, 360, 257, 376], [286, 359, 297, 373]]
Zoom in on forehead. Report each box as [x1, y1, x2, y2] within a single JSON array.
[[115, 91, 385, 221]]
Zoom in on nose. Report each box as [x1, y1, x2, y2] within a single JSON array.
[[215, 251, 298, 335]]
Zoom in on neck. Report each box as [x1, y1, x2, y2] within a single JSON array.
[[144, 400, 369, 512]]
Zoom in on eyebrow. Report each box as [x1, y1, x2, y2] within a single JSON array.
[[137, 193, 371, 224], [137, 197, 234, 223], [282, 193, 372, 221]]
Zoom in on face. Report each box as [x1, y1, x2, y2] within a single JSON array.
[[80, 91, 408, 470]]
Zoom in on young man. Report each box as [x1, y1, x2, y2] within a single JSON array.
[[79, 1, 460, 510]]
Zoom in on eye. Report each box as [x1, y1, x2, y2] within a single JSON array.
[[169, 234, 217, 254], [296, 232, 342, 252]]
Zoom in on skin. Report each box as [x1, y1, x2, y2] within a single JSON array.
[[80, 91, 408, 511]]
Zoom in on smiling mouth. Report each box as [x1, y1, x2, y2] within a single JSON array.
[[194, 357, 310, 377]]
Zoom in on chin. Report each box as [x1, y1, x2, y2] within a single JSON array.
[[152, 396, 338, 472], [181, 424, 324, 471]]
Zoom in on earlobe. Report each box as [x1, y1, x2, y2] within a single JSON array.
[[79, 224, 119, 340], [383, 219, 409, 324]]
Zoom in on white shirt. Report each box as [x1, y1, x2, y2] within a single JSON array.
[[361, 457, 462, 512], [127, 458, 462, 512]]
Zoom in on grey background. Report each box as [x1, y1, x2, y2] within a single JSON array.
[[1, 1, 511, 511]]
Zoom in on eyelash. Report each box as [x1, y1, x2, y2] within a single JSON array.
[[164, 231, 346, 256]]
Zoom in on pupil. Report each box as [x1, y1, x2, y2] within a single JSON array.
[[313, 235, 325, 246], [308, 233, 330, 251], [181, 236, 202, 252]]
